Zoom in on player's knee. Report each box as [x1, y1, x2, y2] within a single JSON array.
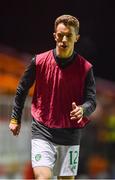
[[33, 167, 52, 180], [34, 173, 52, 180]]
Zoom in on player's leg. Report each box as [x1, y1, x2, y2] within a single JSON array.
[[54, 145, 80, 179], [33, 166, 52, 179], [31, 139, 56, 180]]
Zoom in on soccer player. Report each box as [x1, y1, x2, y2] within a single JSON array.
[[9, 15, 96, 180]]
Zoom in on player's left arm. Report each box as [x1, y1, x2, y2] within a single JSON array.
[[81, 67, 96, 117], [70, 68, 96, 122]]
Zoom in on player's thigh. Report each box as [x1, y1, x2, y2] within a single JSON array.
[[54, 145, 80, 177], [33, 166, 52, 180], [31, 139, 56, 179]]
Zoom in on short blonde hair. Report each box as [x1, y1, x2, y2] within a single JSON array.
[[54, 14, 80, 34]]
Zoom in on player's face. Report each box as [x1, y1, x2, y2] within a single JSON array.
[[53, 23, 80, 58]]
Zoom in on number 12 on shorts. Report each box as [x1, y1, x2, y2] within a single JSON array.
[[69, 150, 78, 165]]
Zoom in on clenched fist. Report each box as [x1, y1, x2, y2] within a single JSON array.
[[9, 119, 21, 136]]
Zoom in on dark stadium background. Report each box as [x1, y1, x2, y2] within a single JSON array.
[[0, 1, 115, 179], [0, 0, 115, 82]]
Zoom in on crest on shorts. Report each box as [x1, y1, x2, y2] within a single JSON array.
[[35, 154, 41, 161]]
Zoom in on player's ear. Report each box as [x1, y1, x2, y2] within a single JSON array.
[[75, 34, 80, 42], [53, 33, 56, 41]]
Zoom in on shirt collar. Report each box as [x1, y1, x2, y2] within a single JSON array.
[[53, 49, 77, 68]]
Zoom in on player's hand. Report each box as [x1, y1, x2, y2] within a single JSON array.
[[70, 102, 83, 123], [9, 119, 21, 136]]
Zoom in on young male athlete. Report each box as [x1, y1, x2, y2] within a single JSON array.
[[9, 15, 96, 180]]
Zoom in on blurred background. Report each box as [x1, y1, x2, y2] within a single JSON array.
[[0, 0, 115, 179]]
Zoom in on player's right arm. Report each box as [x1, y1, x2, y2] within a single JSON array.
[[9, 57, 36, 136], [9, 119, 21, 136]]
